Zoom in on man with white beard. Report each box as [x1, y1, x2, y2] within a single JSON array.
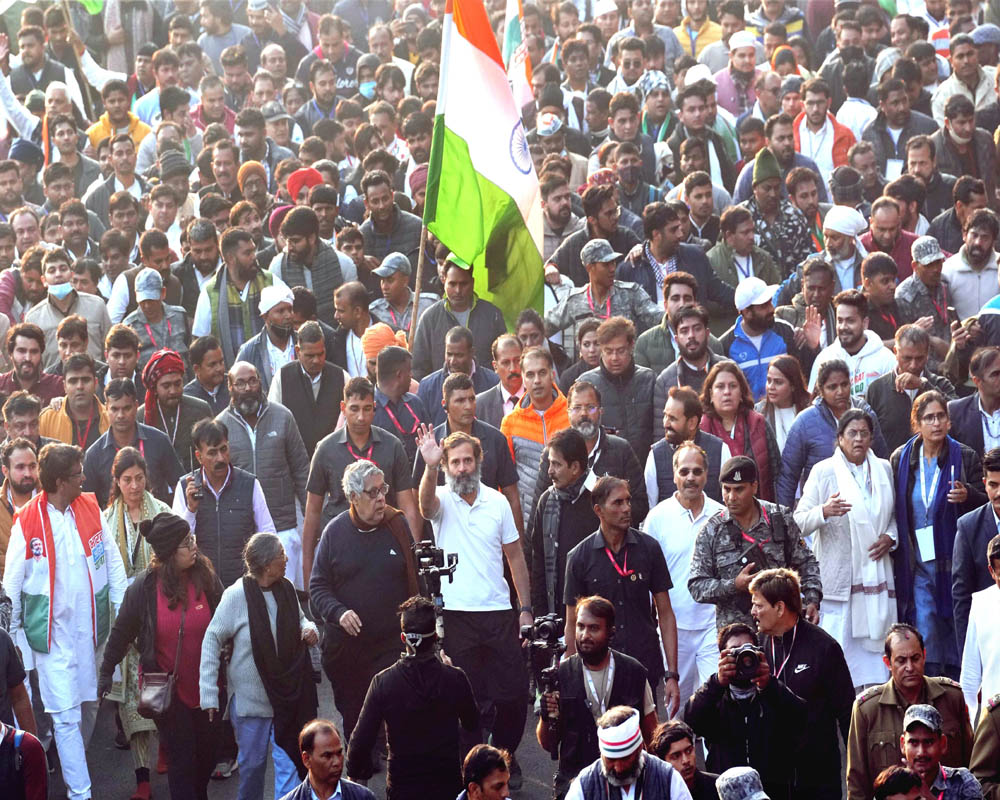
[[416, 426, 535, 786]]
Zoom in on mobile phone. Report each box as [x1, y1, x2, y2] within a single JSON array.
[[737, 541, 762, 570], [191, 469, 204, 500]]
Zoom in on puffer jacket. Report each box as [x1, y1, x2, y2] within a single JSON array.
[[501, 388, 570, 531], [776, 396, 889, 507], [217, 401, 309, 531], [579, 360, 657, 465]]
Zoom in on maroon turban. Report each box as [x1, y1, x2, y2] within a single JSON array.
[[141, 349, 186, 425]]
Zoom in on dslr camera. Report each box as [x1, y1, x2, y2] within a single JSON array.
[[731, 642, 764, 684], [520, 613, 563, 646]]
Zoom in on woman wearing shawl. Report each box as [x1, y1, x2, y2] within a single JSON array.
[[794, 409, 896, 690], [890, 390, 986, 681], [699, 360, 781, 501], [199, 533, 319, 800], [102, 446, 171, 800], [770, 44, 814, 79]]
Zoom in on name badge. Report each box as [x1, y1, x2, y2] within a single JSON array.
[[886, 159, 904, 180], [915, 524, 936, 562], [584, 470, 598, 491]]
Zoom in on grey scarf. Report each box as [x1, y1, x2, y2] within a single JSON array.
[[541, 473, 588, 613]]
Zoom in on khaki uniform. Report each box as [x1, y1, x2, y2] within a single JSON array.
[[846, 676, 975, 800], [971, 693, 1000, 800]]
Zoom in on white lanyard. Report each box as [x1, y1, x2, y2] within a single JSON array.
[[919, 444, 941, 514], [770, 623, 797, 681], [584, 652, 615, 716], [159, 402, 181, 446]]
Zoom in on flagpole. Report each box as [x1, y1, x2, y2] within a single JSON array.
[[408, 225, 429, 348], [61, 0, 95, 122]]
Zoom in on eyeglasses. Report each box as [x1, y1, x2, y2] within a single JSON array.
[[920, 412, 948, 424], [231, 377, 261, 391], [842, 429, 872, 440], [569, 405, 600, 414], [361, 484, 390, 499], [177, 534, 197, 550]]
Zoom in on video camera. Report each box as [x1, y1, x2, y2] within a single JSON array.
[[522, 613, 565, 761], [414, 542, 458, 642]]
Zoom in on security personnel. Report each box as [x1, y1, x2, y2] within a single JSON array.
[[687, 455, 823, 630], [971, 694, 1000, 800], [846, 623, 975, 800]]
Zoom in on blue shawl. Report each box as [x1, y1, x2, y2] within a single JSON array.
[[893, 435, 962, 623]]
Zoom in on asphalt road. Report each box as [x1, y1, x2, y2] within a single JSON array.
[[51, 676, 559, 800]]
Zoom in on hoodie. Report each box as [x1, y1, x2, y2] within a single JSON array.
[[808, 328, 897, 395]]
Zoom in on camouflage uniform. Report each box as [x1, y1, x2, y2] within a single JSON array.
[[971, 693, 1000, 800], [123, 303, 191, 375], [686, 499, 822, 629], [846, 677, 975, 800]]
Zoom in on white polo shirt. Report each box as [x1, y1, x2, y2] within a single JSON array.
[[430, 482, 520, 612], [642, 493, 723, 631]]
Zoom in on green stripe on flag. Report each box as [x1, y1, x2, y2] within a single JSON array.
[[424, 118, 543, 331]]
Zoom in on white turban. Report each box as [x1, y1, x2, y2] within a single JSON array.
[[259, 285, 295, 317], [597, 709, 643, 759], [822, 205, 868, 237]]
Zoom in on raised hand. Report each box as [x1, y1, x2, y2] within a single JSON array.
[[416, 423, 444, 467]]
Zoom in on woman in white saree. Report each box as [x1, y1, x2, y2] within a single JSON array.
[[794, 408, 897, 690]]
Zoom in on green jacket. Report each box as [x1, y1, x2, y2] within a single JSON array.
[[634, 312, 724, 377], [706, 242, 782, 333]]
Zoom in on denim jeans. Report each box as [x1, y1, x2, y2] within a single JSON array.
[[230, 703, 300, 800]]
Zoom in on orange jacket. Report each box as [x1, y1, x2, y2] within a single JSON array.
[[792, 111, 856, 170]]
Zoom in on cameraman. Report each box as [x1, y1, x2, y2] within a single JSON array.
[[536, 595, 657, 799], [345, 596, 479, 800], [685, 623, 807, 800]]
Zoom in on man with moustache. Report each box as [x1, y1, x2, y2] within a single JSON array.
[[475, 334, 523, 431], [0, 437, 37, 579], [532, 380, 648, 525], [138, 349, 212, 473], [218, 361, 310, 590], [644, 442, 725, 710], [235, 285, 297, 394], [0, 323, 63, 403], [536, 595, 658, 797]]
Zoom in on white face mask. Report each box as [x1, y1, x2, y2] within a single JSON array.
[[949, 126, 973, 145]]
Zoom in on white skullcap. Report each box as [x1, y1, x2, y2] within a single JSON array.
[[728, 31, 757, 52], [685, 63, 716, 86], [597, 708, 643, 759], [258, 284, 295, 317], [822, 205, 868, 237]]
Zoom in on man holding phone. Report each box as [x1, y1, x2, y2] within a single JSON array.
[[688, 456, 824, 630]]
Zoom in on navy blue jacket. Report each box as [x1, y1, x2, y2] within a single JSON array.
[[953, 502, 998, 650], [279, 777, 375, 800], [417, 365, 500, 427], [616, 242, 735, 315]]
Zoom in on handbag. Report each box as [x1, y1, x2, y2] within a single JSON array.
[[137, 605, 186, 720]]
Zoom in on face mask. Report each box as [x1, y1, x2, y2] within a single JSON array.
[[359, 80, 376, 99], [950, 129, 973, 145], [618, 165, 641, 186], [269, 323, 294, 340], [47, 282, 73, 300]]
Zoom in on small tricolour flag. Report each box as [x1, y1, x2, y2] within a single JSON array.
[[423, 0, 544, 330], [502, 0, 534, 111]]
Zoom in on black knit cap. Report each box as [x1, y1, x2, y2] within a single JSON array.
[[139, 512, 191, 561]]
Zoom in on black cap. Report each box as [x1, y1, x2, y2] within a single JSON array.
[[720, 456, 758, 485]]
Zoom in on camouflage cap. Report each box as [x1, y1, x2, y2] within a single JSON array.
[[911, 235, 945, 265], [717, 767, 770, 800], [903, 704, 943, 734]]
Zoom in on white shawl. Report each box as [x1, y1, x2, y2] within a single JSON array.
[[831, 448, 897, 651]]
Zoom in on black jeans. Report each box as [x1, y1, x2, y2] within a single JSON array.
[[157, 701, 219, 800], [324, 637, 399, 744]]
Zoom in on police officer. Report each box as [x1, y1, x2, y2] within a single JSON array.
[[846, 623, 975, 800], [971, 694, 1000, 800], [687, 456, 823, 630]]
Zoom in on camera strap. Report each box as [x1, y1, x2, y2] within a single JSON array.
[[583, 652, 615, 716]]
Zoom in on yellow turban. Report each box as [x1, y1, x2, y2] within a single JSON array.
[[361, 323, 408, 360]]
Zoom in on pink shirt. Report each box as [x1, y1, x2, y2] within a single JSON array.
[[155, 578, 212, 708]]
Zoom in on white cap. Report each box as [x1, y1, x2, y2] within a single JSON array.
[[728, 31, 757, 52], [258, 284, 295, 317], [594, 0, 618, 16], [822, 205, 868, 237], [735, 276, 778, 312], [685, 63, 716, 86]]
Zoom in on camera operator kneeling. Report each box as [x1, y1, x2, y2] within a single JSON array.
[[537, 595, 658, 799], [685, 623, 807, 800]]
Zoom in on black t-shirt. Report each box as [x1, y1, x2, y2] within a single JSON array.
[[0, 629, 26, 725]]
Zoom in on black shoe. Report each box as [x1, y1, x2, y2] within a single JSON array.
[[45, 746, 56, 774], [508, 755, 523, 791], [114, 729, 131, 750]]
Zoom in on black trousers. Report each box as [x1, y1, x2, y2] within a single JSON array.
[[442, 609, 528, 756], [157, 701, 219, 800], [324, 639, 399, 744]]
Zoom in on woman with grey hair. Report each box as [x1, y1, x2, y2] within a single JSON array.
[[199, 532, 319, 800]]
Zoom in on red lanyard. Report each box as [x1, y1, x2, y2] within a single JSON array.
[[929, 284, 948, 324], [383, 400, 419, 436], [879, 309, 897, 330], [740, 504, 772, 544], [388, 306, 399, 327], [586, 285, 611, 318], [347, 441, 374, 462], [144, 319, 172, 350], [74, 406, 95, 448], [604, 546, 635, 578]]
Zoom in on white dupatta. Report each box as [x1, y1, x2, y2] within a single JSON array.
[[831, 447, 896, 651]]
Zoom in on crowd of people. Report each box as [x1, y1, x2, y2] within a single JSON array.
[[3, 0, 1000, 799]]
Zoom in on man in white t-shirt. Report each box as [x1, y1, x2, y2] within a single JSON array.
[[643, 442, 722, 706], [416, 425, 533, 784]]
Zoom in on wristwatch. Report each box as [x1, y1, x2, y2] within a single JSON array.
[[664, 671, 680, 681], [519, 606, 533, 615]]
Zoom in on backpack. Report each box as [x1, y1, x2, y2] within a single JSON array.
[[0, 724, 27, 800]]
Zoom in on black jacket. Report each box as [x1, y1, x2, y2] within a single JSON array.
[[922, 171, 957, 223], [616, 242, 736, 316], [948, 393, 989, 455], [953, 502, 999, 650], [685, 673, 807, 800], [98, 567, 224, 696], [865, 370, 957, 453], [548, 223, 641, 288], [928, 208, 965, 257], [344, 652, 479, 799], [760, 621, 856, 793]]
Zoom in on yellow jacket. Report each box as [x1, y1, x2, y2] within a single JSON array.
[[85, 112, 151, 151], [40, 399, 110, 445]]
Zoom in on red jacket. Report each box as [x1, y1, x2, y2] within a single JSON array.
[[792, 111, 856, 170]]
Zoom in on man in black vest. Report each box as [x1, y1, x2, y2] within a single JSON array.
[[170, 418, 276, 587], [648, 386, 730, 505], [537, 595, 656, 798], [267, 321, 343, 457], [8, 27, 76, 106]]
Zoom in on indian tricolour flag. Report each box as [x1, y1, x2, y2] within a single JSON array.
[[423, 0, 544, 330], [502, 0, 534, 111]]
